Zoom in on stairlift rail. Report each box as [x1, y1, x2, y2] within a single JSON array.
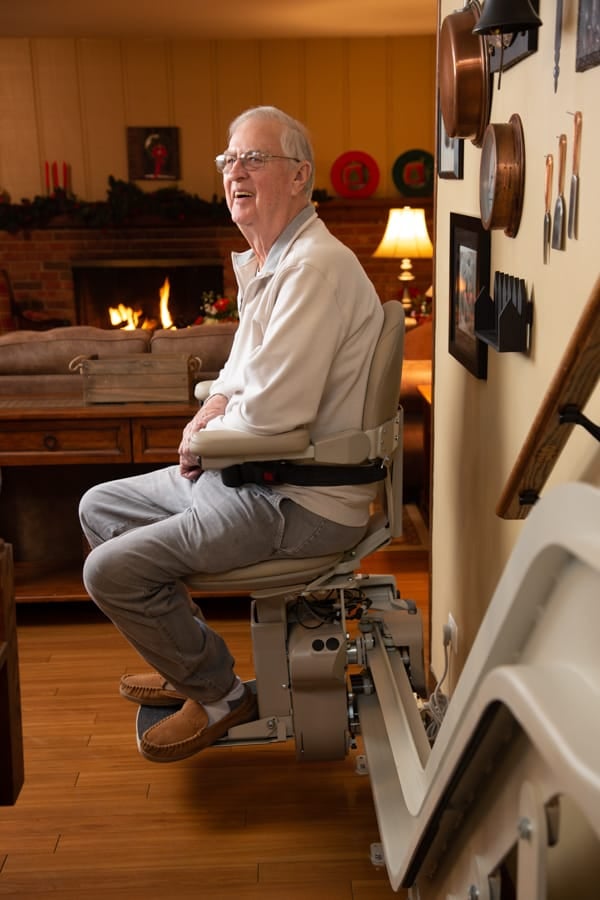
[[358, 482, 600, 895]]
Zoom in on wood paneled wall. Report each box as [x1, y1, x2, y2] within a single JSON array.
[[0, 36, 436, 205]]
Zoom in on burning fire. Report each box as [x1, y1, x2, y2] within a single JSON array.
[[159, 277, 173, 329], [108, 277, 174, 330], [108, 303, 144, 329]]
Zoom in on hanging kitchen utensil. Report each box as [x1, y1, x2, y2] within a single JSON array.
[[544, 154, 553, 264], [554, 0, 563, 92], [568, 111, 582, 240], [552, 133, 567, 251]]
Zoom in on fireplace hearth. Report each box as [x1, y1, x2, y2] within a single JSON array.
[[72, 258, 224, 329]]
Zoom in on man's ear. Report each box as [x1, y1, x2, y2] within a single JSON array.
[[292, 161, 312, 195]]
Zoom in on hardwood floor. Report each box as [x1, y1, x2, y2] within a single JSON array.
[[0, 548, 428, 899]]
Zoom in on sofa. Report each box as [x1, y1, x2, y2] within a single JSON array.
[[0, 323, 237, 398], [0, 318, 431, 499]]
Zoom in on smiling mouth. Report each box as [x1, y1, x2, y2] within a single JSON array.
[[234, 191, 253, 199]]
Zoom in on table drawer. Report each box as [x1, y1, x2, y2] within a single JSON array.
[[0, 419, 132, 465], [132, 417, 189, 463]]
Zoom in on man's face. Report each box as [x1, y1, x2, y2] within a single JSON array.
[[223, 118, 308, 251]]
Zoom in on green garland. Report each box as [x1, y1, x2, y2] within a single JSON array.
[[0, 177, 232, 233], [0, 179, 334, 233]]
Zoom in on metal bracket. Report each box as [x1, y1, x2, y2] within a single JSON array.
[[516, 403, 599, 510], [559, 404, 600, 441]]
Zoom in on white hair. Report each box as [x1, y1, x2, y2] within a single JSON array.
[[227, 106, 315, 197]]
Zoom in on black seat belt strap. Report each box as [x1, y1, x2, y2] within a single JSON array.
[[220, 460, 386, 488]]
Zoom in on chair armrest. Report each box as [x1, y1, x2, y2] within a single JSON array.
[[190, 417, 401, 470], [194, 380, 215, 402], [190, 427, 312, 468]]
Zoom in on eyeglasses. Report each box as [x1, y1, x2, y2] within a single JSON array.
[[215, 150, 300, 174]]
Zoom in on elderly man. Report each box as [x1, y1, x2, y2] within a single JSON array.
[[79, 106, 383, 762]]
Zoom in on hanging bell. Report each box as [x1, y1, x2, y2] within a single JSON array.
[[472, 0, 542, 42], [473, 0, 542, 89]]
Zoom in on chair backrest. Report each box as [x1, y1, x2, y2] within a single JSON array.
[[360, 300, 405, 541], [363, 300, 405, 432]]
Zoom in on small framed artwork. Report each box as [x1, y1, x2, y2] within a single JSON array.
[[576, 0, 600, 72], [438, 106, 464, 179], [127, 127, 180, 181], [448, 213, 490, 379]]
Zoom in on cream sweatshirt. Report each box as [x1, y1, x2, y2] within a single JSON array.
[[206, 206, 384, 526]]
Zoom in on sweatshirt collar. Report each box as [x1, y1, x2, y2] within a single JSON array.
[[232, 205, 316, 288]]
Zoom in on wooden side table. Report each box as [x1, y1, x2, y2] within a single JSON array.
[[0, 539, 24, 804], [0, 398, 198, 602]]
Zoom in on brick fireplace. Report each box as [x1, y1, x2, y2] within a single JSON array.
[[0, 199, 433, 332], [72, 258, 224, 329]]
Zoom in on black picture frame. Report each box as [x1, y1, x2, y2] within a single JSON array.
[[448, 213, 490, 379], [127, 127, 180, 181], [576, 0, 600, 72], [438, 105, 464, 180], [488, 0, 540, 74]]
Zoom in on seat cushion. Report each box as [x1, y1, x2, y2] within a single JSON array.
[[185, 553, 343, 593]]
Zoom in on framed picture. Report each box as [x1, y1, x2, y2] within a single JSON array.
[[438, 106, 464, 179], [448, 213, 490, 379], [127, 127, 180, 181], [576, 0, 600, 72]]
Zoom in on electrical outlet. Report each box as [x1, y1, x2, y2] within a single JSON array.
[[446, 613, 458, 655]]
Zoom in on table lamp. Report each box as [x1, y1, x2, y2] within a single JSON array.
[[373, 206, 433, 312]]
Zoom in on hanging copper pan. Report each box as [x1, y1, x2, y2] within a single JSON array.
[[439, 0, 491, 148]]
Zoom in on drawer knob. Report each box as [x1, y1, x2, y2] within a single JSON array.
[[43, 434, 58, 451]]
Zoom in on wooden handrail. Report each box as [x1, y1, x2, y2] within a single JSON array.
[[497, 273, 600, 519]]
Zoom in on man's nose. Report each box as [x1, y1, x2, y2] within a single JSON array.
[[229, 157, 247, 175]]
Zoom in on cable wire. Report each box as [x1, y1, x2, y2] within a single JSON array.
[[422, 631, 450, 743]]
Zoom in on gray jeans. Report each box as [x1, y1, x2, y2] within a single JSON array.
[[79, 467, 365, 702]]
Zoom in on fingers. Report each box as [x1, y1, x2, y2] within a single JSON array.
[[180, 464, 202, 481]]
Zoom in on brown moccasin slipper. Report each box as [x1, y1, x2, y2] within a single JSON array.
[[139, 685, 258, 762], [120, 672, 187, 707]]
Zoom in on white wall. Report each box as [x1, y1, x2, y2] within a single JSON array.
[[432, 0, 600, 685]]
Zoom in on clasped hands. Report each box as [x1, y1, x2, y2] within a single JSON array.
[[178, 393, 228, 480]]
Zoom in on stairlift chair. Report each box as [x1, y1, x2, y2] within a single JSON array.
[[182, 296, 600, 897], [184, 298, 427, 761]]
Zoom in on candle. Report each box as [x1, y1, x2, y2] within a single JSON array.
[[62, 162, 68, 192], [51, 161, 58, 191], [44, 161, 50, 195]]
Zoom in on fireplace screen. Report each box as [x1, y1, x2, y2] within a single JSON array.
[[73, 259, 224, 330]]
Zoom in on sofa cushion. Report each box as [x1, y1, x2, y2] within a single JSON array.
[[151, 323, 237, 379], [0, 326, 151, 375], [0, 374, 84, 398]]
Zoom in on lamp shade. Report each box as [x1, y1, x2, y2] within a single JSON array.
[[373, 207, 433, 260]]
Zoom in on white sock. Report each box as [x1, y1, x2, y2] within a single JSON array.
[[193, 618, 245, 724], [202, 677, 244, 726]]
